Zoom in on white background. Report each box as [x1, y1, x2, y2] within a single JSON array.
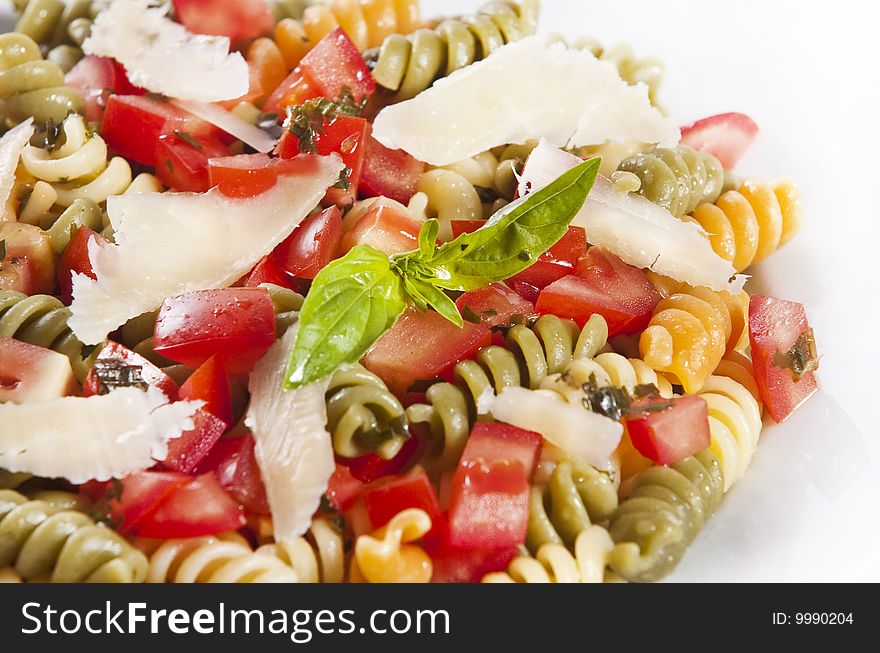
[[2, 0, 878, 581], [428, 0, 880, 581]]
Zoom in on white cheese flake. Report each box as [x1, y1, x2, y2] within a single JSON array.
[[0, 119, 34, 220], [82, 0, 248, 102], [0, 387, 201, 484], [520, 140, 745, 292], [68, 154, 343, 345], [372, 36, 679, 166], [245, 324, 335, 541], [173, 100, 277, 154]]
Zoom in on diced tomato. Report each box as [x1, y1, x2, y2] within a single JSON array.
[[511, 279, 541, 305], [171, 0, 274, 43], [135, 472, 246, 538], [92, 471, 191, 536], [0, 222, 54, 295], [625, 394, 711, 465], [208, 153, 280, 198], [536, 248, 662, 336], [263, 67, 319, 117], [0, 338, 77, 403], [455, 283, 534, 328], [748, 295, 819, 423], [161, 408, 227, 474], [277, 115, 371, 205], [270, 206, 342, 279], [362, 468, 442, 532], [325, 463, 365, 512], [340, 197, 422, 256], [196, 434, 270, 514], [343, 432, 421, 483], [57, 226, 102, 305], [298, 27, 375, 105], [680, 112, 759, 169], [243, 255, 302, 292], [64, 55, 144, 123], [424, 515, 519, 583], [100, 95, 222, 168], [359, 136, 425, 205], [153, 287, 276, 376], [447, 422, 541, 549], [82, 341, 179, 399], [362, 307, 491, 397], [155, 132, 229, 193], [179, 356, 232, 427]]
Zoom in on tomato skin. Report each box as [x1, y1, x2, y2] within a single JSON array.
[[100, 95, 221, 168], [511, 279, 541, 304], [361, 469, 442, 532], [298, 27, 375, 105], [624, 394, 711, 465], [424, 515, 519, 583], [342, 432, 421, 483], [57, 226, 102, 305], [455, 283, 535, 328], [178, 355, 232, 427], [680, 112, 759, 169], [340, 197, 423, 257], [362, 307, 491, 397], [359, 135, 425, 205], [161, 408, 227, 474], [748, 295, 819, 423], [325, 463, 365, 512], [155, 133, 229, 193], [536, 248, 661, 336], [91, 471, 191, 536], [0, 337, 77, 403], [271, 206, 343, 279], [447, 422, 542, 549], [153, 288, 276, 376], [172, 0, 275, 43], [208, 153, 278, 198], [134, 472, 246, 538], [243, 255, 302, 292], [264, 67, 319, 117], [64, 56, 144, 123], [197, 434, 270, 515], [82, 341, 179, 399]]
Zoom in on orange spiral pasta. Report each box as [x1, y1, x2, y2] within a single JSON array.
[[687, 179, 802, 272], [274, 0, 422, 67], [639, 286, 749, 393]]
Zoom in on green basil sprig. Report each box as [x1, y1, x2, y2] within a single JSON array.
[[285, 157, 600, 389]]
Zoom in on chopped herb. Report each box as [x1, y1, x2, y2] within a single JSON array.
[[580, 374, 633, 421], [319, 494, 336, 514], [92, 360, 148, 395], [173, 130, 204, 150], [517, 251, 532, 262], [332, 166, 353, 191], [335, 86, 368, 117], [773, 329, 819, 381], [90, 478, 124, 528], [56, 176, 70, 184], [16, 187, 32, 209], [31, 119, 63, 152], [284, 89, 366, 153], [482, 308, 498, 317], [165, 158, 174, 174], [461, 305, 482, 324]]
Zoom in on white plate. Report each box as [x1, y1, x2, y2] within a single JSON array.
[[3, 0, 877, 581]]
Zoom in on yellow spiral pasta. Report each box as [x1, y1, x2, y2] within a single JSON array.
[[687, 179, 802, 272], [0, 567, 22, 583], [639, 285, 749, 393], [713, 350, 761, 405], [483, 525, 615, 583], [0, 32, 83, 127], [350, 508, 432, 583], [544, 351, 674, 400], [274, 0, 422, 68]]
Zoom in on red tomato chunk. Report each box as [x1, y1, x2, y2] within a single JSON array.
[[341, 198, 422, 257], [57, 225, 101, 305], [362, 468, 442, 532], [197, 434, 270, 515], [271, 206, 343, 280], [172, 0, 274, 43], [359, 136, 425, 205], [624, 394, 711, 465]]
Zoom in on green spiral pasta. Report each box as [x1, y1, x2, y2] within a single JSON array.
[[0, 489, 148, 583], [261, 283, 304, 336], [0, 290, 100, 382], [617, 145, 725, 218], [0, 32, 83, 127], [526, 459, 618, 553], [608, 450, 724, 582], [326, 363, 410, 460], [407, 314, 608, 471], [366, 0, 539, 101], [12, 0, 106, 72], [566, 36, 664, 107]]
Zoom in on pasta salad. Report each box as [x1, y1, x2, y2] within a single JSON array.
[[0, 0, 819, 584]]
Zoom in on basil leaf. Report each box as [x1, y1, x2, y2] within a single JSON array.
[[417, 218, 439, 259], [403, 276, 463, 328], [420, 157, 600, 290], [285, 245, 406, 389]]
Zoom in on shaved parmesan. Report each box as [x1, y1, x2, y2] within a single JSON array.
[[69, 154, 343, 345], [0, 387, 200, 484], [1, 119, 34, 220], [482, 386, 622, 470], [520, 140, 744, 292], [245, 324, 334, 541], [372, 36, 678, 166], [173, 100, 276, 153], [83, 0, 248, 102]]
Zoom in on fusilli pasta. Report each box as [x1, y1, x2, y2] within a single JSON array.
[[350, 508, 432, 583], [12, 0, 106, 72]]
